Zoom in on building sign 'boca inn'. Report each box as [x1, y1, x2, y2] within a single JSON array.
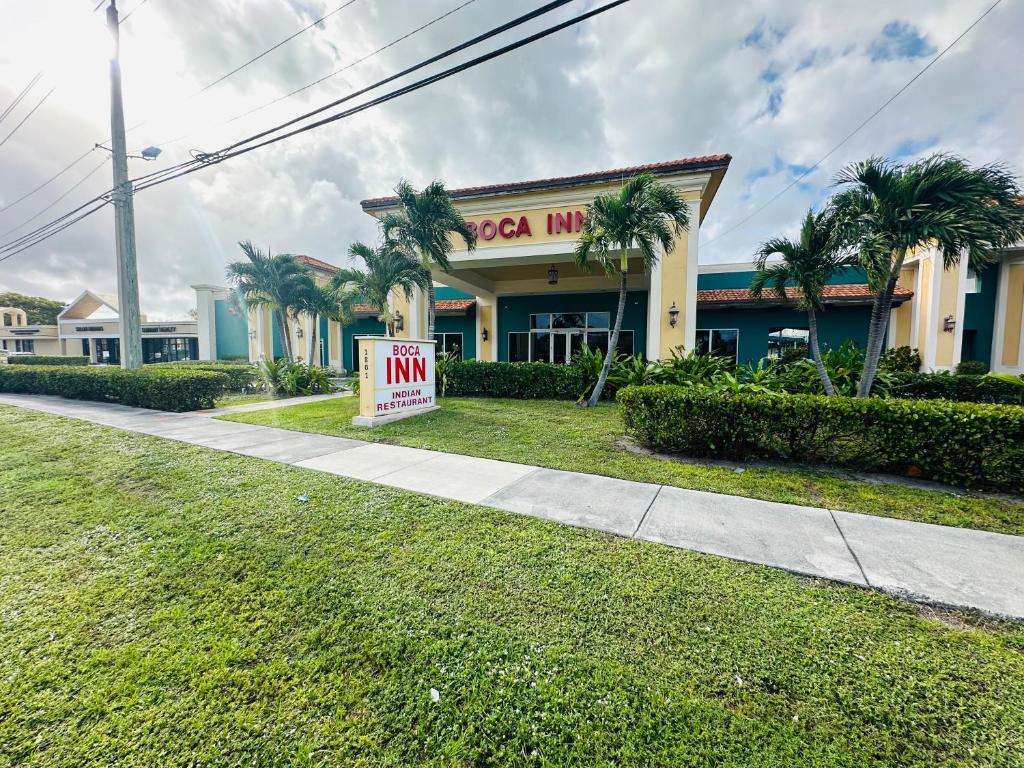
[[353, 337, 438, 427], [467, 209, 586, 241]]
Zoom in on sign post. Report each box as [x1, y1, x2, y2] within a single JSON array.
[[352, 336, 438, 427]]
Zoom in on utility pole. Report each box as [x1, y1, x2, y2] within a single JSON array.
[[106, 0, 143, 369]]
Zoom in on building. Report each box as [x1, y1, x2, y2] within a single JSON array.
[[1, 290, 199, 364], [193, 156, 1024, 374]]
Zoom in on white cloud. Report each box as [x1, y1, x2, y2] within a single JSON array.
[[0, 0, 1020, 319]]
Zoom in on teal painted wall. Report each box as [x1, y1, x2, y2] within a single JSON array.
[[698, 265, 869, 290], [497, 291, 648, 361], [696, 304, 871, 364], [272, 318, 284, 359], [342, 317, 386, 372], [213, 299, 249, 360], [435, 311, 476, 359], [962, 262, 998, 367], [319, 316, 330, 366], [435, 285, 474, 300]]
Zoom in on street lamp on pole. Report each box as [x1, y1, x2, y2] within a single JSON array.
[[106, 0, 143, 369]]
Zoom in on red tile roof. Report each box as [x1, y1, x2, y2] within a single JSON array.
[[361, 155, 732, 209], [697, 284, 913, 306], [296, 254, 339, 273]]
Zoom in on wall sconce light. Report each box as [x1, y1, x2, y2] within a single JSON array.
[[394, 310, 404, 332], [668, 301, 680, 328], [943, 314, 956, 332], [296, 327, 304, 339], [248, 329, 256, 340], [481, 328, 489, 342], [547, 264, 559, 285]]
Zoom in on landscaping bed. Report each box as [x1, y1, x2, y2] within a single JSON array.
[[220, 396, 1024, 535], [2, 405, 1023, 767]]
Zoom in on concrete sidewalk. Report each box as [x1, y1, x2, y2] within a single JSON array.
[[2, 393, 1022, 620]]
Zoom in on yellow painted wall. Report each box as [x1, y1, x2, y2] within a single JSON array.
[[892, 266, 915, 348], [1001, 263, 1024, 368], [659, 228, 690, 355], [915, 255, 933, 357], [478, 303, 494, 361], [935, 263, 961, 368]]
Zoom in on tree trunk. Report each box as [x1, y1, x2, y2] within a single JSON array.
[[586, 267, 627, 407], [426, 280, 436, 341], [308, 313, 319, 367], [275, 307, 291, 360], [806, 306, 836, 396], [857, 273, 897, 396]]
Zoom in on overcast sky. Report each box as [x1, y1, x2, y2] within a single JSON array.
[[0, 0, 1021, 319]]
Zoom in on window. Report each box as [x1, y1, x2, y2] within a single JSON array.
[[767, 327, 808, 358], [514, 312, 635, 363], [508, 332, 530, 362], [143, 337, 197, 363], [433, 332, 464, 360], [15, 339, 34, 353], [966, 267, 982, 294], [695, 329, 739, 364]]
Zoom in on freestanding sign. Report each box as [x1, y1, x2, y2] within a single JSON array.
[[352, 336, 438, 427]]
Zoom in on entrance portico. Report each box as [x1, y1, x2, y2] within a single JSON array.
[[361, 155, 731, 362]]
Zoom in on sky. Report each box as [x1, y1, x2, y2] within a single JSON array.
[[0, 0, 1020, 319]]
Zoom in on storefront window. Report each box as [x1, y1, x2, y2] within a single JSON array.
[[432, 332, 464, 360], [695, 329, 739, 364], [517, 312, 635, 363], [767, 327, 808, 358], [508, 332, 529, 362], [143, 337, 198, 363], [14, 339, 34, 353]]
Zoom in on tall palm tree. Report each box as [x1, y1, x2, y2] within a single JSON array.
[[293, 282, 355, 367], [225, 241, 313, 360], [331, 241, 429, 337], [379, 180, 476, 339], [575, 173, 690, 407], [751, 208, 852, 396], [832, 154, 1024, 396]]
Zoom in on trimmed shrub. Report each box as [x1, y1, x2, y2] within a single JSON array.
[[7, 355, 89, 366], [443, 360, 585, 400], [145, 361, 258, 392], [618, 385, 1024, 492], [955, 359, 989, 375], [0, 365, 229, 411], [889, 372, 1024, 405]]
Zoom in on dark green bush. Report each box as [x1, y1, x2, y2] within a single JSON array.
[[0, 365, 229, 411], [145, 361, 258, 392], [879, 345, 921, 373], [443, 361, 585, 400], [889, 372, 1024, 405], [7, 355, 89, 366], [618, 385, 1024, 492], [955, 359, 989, 375]]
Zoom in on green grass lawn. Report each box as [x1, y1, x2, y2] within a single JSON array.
[[1, 404, 1023, 767], [220, 396, 1024, 536], [212, 391, 280, 408]]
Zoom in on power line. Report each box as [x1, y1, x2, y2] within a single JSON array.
[[700, 0, 1004, 251], [0, 158, 110, 239], [118, 0, 151, 25], [0, 0, 633, 261], [132, 0, 580, 191], [0, 72, 43, 125], [227, 0, 481, 126], [0, 149, 96, 216], [0, 86, 55, 149], [193, 0, 359, 97]]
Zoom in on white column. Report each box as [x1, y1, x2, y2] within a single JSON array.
[[951, 254, 969, 369], [646, 242, 663, 359], [193, 287, 217, 361], [684, 200, 700, 355]]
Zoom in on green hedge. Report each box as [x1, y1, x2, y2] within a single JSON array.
[[889, 372, 1024, 405], [0, 365, 229, 412], [618, 385, 1024, 492], [144, 361, 258, 392], [7, 355, 89, 366], [442, 361, 585, 400]]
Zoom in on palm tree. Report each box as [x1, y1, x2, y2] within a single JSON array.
[[293, 282, 355, 367], [379, 180, 476, 339], [832, 154, 1024, 396], [225, 241, 313, 360], [574, 173, 690, 407], [751, 208, 853, 396], [331, 241, 429, 337]]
